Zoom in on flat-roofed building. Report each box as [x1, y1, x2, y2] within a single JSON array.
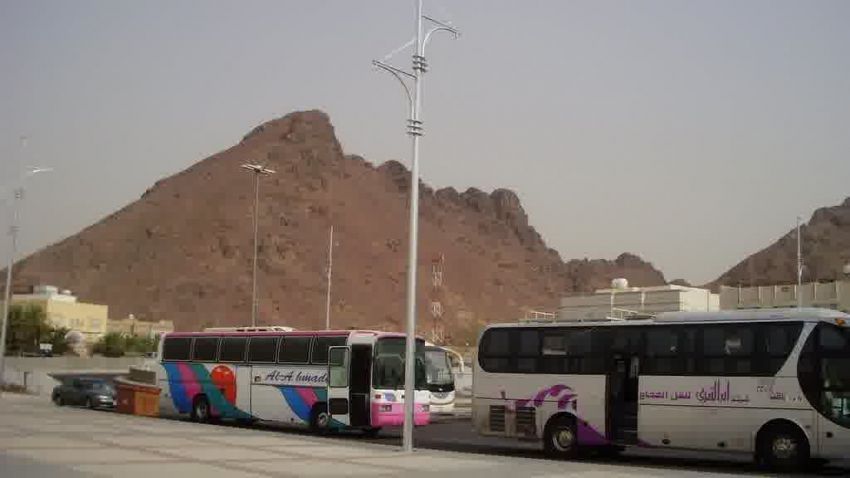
[[559, 280, 719, 322], [3, 285, 108, 342], [720, 280, 850, 313]]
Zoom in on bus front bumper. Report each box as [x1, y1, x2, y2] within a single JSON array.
[[371, 403, 430, 427]]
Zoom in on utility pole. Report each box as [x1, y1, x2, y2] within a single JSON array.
[[1, 137, 51, 388], [797, 216, 803, 308], [372, 0, 458, 453], [325, 225, 333, 330], [241, 163, 275, 327]]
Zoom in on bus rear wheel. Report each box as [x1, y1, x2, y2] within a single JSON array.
[[544, 415, 578, 459], [757, 423, 809, 472], [191, 395, 211, 424]]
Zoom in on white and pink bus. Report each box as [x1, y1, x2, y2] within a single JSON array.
[[154, 329, 431, 435], [473, 308, 850, 471]]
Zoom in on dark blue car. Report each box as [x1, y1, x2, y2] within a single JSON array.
[[52, 378, 116, 409]]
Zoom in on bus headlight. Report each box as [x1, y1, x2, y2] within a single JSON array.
[[380, 404, 393, 412], [421, 404, 430, 412]]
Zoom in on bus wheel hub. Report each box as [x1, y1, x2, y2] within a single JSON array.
[[554, 429, 574, 450], [772, 437, 796, 459]]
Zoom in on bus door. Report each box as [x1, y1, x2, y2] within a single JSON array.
[[327, 346, 351, 426], [349, 344, 373, 427], [608, 354, 640, 444]]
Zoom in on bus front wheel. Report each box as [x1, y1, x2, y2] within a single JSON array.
[[757, 422, 809, 472], [544, 415, 578, 459], [310, 403, 331, 434]]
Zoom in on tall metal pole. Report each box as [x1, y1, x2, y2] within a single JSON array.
[[0, 193, 20, 388], [251, 172, 260, 327], [241, 163, 275, 328], [325, 225, 334, 330], [402, 0, 425, 453], [797, 216, 803, 308], [372, 0, 457, 453], [1, 137, 49, 388]]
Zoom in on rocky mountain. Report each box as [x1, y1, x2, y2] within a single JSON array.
[[7, 110, 666, 343], [712, 197, 850, 288]]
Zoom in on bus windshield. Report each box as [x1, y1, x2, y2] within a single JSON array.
[[425, 347, 454, 386], [373, 337, 428, 390], [799, 323, 850, 428]]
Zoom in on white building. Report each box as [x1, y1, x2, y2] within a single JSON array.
[[558, 280, 719, 322], [719, 280, 850, 313]]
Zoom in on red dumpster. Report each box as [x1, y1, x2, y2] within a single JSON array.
[[115, 378, 161, 417]]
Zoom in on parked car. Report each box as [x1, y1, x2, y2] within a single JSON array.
[[52, 378, 116, 409]]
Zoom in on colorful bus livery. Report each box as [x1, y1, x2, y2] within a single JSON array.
[[473, 308, 850, 472], [155, 329, 431, 434]]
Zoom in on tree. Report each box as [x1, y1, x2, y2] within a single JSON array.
[[124, 334, 158, 355], [5, 303, 50, 355], [93, 332, 126, 357], [92, 332, 159, 357], [45, 327, 70, 356]]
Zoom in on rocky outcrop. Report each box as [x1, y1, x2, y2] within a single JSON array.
[[712, 197, 850, 288], [6, 110, 666, 343]]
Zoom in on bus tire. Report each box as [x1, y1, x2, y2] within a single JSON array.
[[310, 403, 331, 434], [191, 395, 211, 424], [544, 414, 578, 459], [756, 421, 809, 472]]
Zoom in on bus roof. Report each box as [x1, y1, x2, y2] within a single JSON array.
[[491, 307, 850, 329], [164, 329, 411, 339], [656, 307, 850, 323]]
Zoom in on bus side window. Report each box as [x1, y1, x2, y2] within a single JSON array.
[[163, 337, 191, 361], [278, 336, 311, 364], [516, 329, 539, 373], [757, 323, 803, 375], [644, 327, 678, 375], [248, 337, 278, 363], [219, 337, 247, 362], [478, 329, 512, 373], [311, 336, 348, 365], [192, 337, 219, 362], [701, 325, 754, 376]]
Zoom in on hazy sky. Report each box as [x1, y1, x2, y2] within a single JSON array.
[[2, 0, 849, 285]]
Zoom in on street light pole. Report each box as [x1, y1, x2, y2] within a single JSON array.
[[0, 139, 51, 388], [373, 0, 458, 453], [325, 225, 333, 330], [0, 192, 20, 388], [241, 163, 275, 328], [797, 216, 803, 308]]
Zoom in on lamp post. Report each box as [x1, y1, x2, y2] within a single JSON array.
[[241, 163, 275, 327], [797, 216, 803, 308], [372, 0, 458, 453], [0, 154, 52, 388], [325, 225, 333, 330]]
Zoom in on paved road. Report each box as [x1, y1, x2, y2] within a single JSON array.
[[238, 410, 848, 477], [0, 393, 758, 477], [4, 393, 848, 477], [367, 420, 850, 477]]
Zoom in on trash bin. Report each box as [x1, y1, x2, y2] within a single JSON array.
[[115, 378, 161, 417]]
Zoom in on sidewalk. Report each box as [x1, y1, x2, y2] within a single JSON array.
[[0, 392, 741, 477]]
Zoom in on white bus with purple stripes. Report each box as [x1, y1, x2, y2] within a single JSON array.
[[473, 308, 850, 472]]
